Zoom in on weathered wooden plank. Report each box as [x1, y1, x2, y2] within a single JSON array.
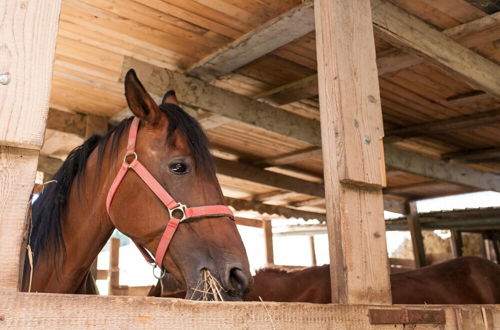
[[0, 0, 61, 149], [85, 114, 108, 139], [450, 230, 463, 258], [263, 221, 274, 265], [406, 202, 427, 268], [384, 144, 500, 192], [108, 238, 120, 296], [123, 57, 322, 147], [46, 109, 86, 138], [443, 147, 500, 163], [309, 236, 317, 266], [234, 217, 263, 228], [0, 147, 39, 291], [464, 0, 500, 14], [315, 0, 391, 304], [215, 157, 325, 198], [259, 147, 322, 166], [371, 0, 500, 98], [187, 1, 315, 81], [2, 292, 498, 329], [385, 108, 500, 141]]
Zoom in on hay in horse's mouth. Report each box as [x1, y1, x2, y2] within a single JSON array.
[[190, 269, 225, 301]]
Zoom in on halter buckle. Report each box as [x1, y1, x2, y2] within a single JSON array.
[[169, 203, 187, 222]]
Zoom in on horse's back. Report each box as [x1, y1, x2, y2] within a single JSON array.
[[391, 256, 500, 304]]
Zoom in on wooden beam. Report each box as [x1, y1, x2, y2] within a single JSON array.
[[234, 217, 263, 228], [371, 0, 500, 98], [85, 114, 108, 138], [251, 10, 499, 106], [464, 0, 500, 14], [406, 202, 427, 268], [315, 0, 391, 304], [215, 157, 325, 198], [253, 190, 301, 203], [384, 144, 500, 192], [309, 236, 317, 266], [254, 74, 319, 105], [263, 221, 274, 265], [224, 197, 326, 222], [0, 0, 61, 291], [108, 238, 120, 295], [443, 147, 500, 163], [2, 292, 497, 328], [46, 108, 86, 138], [450, 230, 463, 258], [187, 1, 315, 81], [124, 59, 500, 193], [259, 147, 322, 166], [385, 108, 500, 141], [124, 57, 322, 147]]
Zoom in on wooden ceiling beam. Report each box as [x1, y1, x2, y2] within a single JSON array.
[[46, 108, 86, 138], [187, 1, 315, 81], [37, 155, 63, 179], [258, 147, 322, 166], [371, 0, 500, 98], [385, 108, 500, 141], [254, 11, 500, 105], [125, 57, 500, 194], [443, 147, 500, 163], [124, 57, 322, 146], [385, 144, 500, 192]]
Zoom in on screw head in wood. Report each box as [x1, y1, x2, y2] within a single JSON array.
[[363, 135, 371, 144], [0, 73, 11, 85]]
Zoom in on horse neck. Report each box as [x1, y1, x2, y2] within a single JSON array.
[[27, 149, 116, 293]]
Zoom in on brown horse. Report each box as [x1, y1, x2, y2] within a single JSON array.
[[245, 257, 500, 304], [156, 257, 500, 304], [22, 70, 252, 300]]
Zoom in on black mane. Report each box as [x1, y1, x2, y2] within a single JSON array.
[[29, 103, 214, 267]]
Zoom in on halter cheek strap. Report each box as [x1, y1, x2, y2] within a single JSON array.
[[106, 117, 233, 269]]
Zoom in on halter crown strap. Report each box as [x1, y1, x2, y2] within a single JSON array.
[[106, 117, 233, 268]]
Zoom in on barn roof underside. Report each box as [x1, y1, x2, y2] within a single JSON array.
[[42, 0, 500, 221]]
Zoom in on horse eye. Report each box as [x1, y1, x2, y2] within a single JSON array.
[[169, 162, 188, 175]]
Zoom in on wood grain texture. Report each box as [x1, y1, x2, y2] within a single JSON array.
[[263, 221, 274, 265], [0, 0, 62, 149], [1, 292, 498, 329], [188, 1, 315, 81], [385, 144, 500, 192], [406, 201, 427, 268], [314, 0, 391, 304], [372, 0, 500, 98], [123, 57, 322, 147], [0, 147, 38, 290]]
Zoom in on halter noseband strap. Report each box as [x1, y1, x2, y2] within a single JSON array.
[[106, 117, 234, 270]]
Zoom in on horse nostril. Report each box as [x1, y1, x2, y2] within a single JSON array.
[[229, 268, 251, 295]]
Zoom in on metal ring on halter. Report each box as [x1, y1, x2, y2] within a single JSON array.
[[152, 264, 167, 279], [123, 152, 138, 167], [169, 203, 187, 222]]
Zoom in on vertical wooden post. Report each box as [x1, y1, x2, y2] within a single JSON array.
[[108, 238, 120, 295], [407, 201, 427, 268], [0, 0, 61, 291], [450, 230, 463, 258], [314, 0, 391, 304], [309, 236, 317, 266], [263, 221, 274, 266]]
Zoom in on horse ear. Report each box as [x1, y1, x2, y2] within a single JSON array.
[[124, 69, 160, 124], [162, 90, 179, 106]]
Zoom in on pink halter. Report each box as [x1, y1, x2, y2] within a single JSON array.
[[106, 117, 234, 274]]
